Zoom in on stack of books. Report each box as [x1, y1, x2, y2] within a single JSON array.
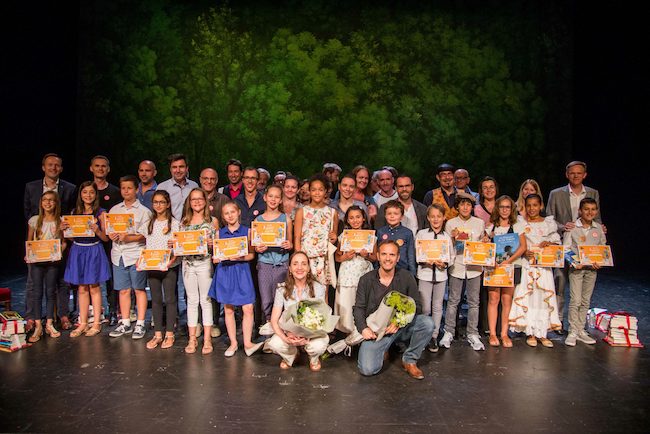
[[0, 311, 28, 352], [601, 312, 644, 348]]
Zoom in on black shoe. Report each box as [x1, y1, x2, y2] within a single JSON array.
[[427, 338, 439, 353], [108, 313, 118, 327], [555, 329, 567, 336]]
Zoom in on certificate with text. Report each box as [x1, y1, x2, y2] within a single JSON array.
[[104, 213, 135, 235], [416, 239, 451, 263], [136, 249, 172, 271], [340, 230, 376, 252], [251, 221, 286, 247], [463, 241, 496, 266], [213, 236, 249, 260], [483, 264, 515, 287], [530, 245, 564, 267], [25, 239, 62, 263], [62, 215, 95, 238], [578, 245, 613, 267], [173, 230, 208, 256]]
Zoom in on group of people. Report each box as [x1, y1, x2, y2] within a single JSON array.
[[22, 153, 606, 379]]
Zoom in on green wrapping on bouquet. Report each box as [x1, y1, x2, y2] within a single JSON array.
[[279, 298, 340, 339], [365, 291, 416, 341]]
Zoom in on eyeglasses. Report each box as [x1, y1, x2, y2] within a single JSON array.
[[152, 200, 168, 205]]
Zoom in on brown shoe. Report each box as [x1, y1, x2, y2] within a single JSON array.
[[60, 316, 73, 330], [402, 362, 424, 380]]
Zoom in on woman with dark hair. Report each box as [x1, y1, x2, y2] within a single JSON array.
[[266, 251, 329, 371], [474, 176, 499, 225]]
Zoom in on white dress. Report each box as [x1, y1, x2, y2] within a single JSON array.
[[334, 248, 373, 336], [509, 216, 562, 338]]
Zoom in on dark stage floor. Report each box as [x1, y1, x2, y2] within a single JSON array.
[[1, 270, 648, 433]]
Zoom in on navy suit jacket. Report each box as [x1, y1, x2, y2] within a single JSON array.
[[24, 178, 77, 220]]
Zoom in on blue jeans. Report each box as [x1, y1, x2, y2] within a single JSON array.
[[358, 314, 434, 376]]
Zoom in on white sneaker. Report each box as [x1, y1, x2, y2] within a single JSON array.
[[439, 331, 453, 348], [467, 334, 485, 351], [565, 333, 577, 347], [577, 330, 596, 345]]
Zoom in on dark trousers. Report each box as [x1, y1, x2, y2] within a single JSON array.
[[103, 242, 118, 315], [31, 263, 58, 320], [148, 268, 178, 334]]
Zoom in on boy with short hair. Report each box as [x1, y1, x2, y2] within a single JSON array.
[[375, 200, 416, 275], [108, 175, 152, 339], [563, 198, 607, 346]]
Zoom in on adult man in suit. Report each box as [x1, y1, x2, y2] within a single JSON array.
[[547, 161, 602, 333], [23, 153, 76, 330], [375, 174, 428, 236]]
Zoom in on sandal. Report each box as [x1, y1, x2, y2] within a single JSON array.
[[202, 340, 213, 355], [539, 337, 554, 348], [60, 316, 73, 330], [161, 335, 175, 349], [501, 335, 513, 348], [488, 335, 500, 347], [526, 336, 538, 347], [309, 360, 322, 372], [146, 336, 163, 349], [28, 324, 43, 343], [280, 360, 291, 370], [185, 337, 198, 354], [70, 323, 88, 338], [85, 324, 102, 337], [45, 324, 61, 338]]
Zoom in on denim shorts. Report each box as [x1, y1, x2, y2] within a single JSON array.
[[113, 258, 147, 291]]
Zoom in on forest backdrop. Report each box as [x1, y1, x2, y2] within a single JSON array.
[[77, 0, 572, 196]]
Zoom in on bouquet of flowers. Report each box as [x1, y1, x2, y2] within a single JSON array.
[[279, 299, 339, 339], [366, 291, 416, 341]]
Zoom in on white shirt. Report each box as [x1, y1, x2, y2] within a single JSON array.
[[446, 215, 485, 279], [415, 228, 454, 282], [402, 203, 419, 237], [157, 177, 199, 220], [568, 184, 587, 222], [109, 200, 151, 266], [373, 190, 398, 209]]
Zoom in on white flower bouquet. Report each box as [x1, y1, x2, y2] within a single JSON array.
[[279, 298, 339, 339], [366, 291, 416, 341]]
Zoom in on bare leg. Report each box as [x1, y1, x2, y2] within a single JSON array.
[[242, 304, 254, 348], [135, 289, 147, 321], [224, 304, 238, 350], [487, 289, 501, 337]]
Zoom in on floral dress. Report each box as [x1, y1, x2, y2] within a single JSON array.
[[509, 216, 562, 338], [300, 205, 334, 286]]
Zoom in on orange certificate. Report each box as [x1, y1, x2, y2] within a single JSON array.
[[173, 230, 208, 256], [340, 230, 376, 252], [104, 213, 135, 234], [213, 236, 248, 261], [530, 245, 564, 267], [463, 241, 496, 266], [483, 264, 515, 287], [62, 215, 94, 238], [136, 249, 172, 271], [251, 221, 286, 247], [578, 245, 613, 267], [25, 240, 62, 263], [416, 239, 450, 263]]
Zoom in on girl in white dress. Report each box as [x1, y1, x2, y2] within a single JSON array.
[[509, 193, 562, 347]]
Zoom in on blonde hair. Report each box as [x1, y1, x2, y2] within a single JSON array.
[[35, 191, 61, 240], [181, 188, 211, 226], [515, 179, 543, 214]]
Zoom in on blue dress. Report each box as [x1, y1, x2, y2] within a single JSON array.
[[64, 209, 112, 285], [208, 225, 255, 306]]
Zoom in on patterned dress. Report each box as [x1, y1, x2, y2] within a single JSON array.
[[509, 216, 562, 338], [300, 205, 334, 286]]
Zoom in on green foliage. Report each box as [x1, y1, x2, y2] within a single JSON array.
[[78, 0, 570, 196]]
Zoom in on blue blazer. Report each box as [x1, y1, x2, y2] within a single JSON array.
[[24, 178, 77, 220]]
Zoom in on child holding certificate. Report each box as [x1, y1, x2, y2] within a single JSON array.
[[180, 188, 217, 354], [509, 193, 562, 348], [563, 198, 607, 347], [330, 205, 376, 352], [62, 181, 111, 338], [375, 200, 416, 275], [485, 195, 527, 348], [254, 185, 293, 332], [139, 190, 180, 350], [25, 191, 67, 342], [210, 201, 262, 357], [439, 192, 486, 351], [415, 203, 454, 353]]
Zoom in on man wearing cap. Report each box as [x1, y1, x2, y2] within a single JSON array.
[[547, 161, 602, 334], [372, 169, 398, 209], [454, 168, 480, 202], [423, 163, 459, 220], [375, 174, 428, 236]]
